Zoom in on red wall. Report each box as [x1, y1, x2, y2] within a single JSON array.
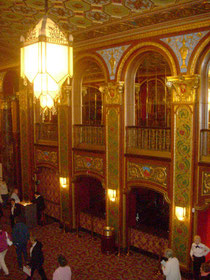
[[197, 208, 210, 261]]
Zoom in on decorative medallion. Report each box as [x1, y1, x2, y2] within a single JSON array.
[[125, 0, 155, 13], [127, 162, 167, 187], [74, 154, 104, 175]]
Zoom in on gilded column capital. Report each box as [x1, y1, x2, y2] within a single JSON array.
[[60, 85, 72, 106], [166, 74, 200, 103], [100, 81, 124, 105]]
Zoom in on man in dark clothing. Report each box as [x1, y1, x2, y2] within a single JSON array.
[[27, 235, 47, 280], [33, 192, 45, 225], [12, 216, 29, 269], [10, 198, 21, 228]]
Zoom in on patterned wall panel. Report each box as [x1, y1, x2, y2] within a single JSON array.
[[37, 167, 60, 220]]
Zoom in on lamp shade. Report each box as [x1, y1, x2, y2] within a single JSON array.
[[20, 15, 73, 102]]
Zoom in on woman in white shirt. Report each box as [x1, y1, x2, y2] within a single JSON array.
[[161, 248, 181, 280]]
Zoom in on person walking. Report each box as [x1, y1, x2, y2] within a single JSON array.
[[161, 248, 181, 280], [0, 224, 12, 276], [12, 216, 29, 270], [53, 254, 72, 280], [190, 235, 210, 280], [26, 234, 47, 280]]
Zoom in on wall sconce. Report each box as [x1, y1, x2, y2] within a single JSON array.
[[175, 206, 186, 221], [108, 189, 116, 202], [60, 177, 67, 188]]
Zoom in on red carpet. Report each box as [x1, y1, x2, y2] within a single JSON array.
[[0, 211, 186, 280]]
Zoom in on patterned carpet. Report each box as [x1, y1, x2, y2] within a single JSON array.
[[0, 210, 186, 280]]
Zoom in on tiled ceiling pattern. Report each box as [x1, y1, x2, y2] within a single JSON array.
[[0, 0, 209, 68]]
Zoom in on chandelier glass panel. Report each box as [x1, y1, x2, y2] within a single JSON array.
[[20, 15, 73, 109]]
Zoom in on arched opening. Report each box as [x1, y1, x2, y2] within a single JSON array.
[[135, 52, 171, 128], [75, 176, 106, 236], [128, 186, 169, 256], [73, 57, 106, 148]]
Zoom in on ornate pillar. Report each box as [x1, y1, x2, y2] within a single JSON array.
[[1, 99, 14, 189], [11, 95, 21, 189], [19, 81, 34, 200], [102, 82, 124, 238], [167, 75, 199, 268], [58, 85, 73, 231]]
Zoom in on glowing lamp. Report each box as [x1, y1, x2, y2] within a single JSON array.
[[60, 177, 67, 188], [20, 15, 73, 108], [175, 206, 186, 221], [108, 189, 116, 202]]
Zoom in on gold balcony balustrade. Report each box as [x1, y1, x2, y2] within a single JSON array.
[[73, 125, 105, 151], [126, 126, 171, 158], [35, 123, 58, 146], [200, 129, 210, 162]]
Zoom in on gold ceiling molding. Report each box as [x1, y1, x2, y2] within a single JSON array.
[[117, 42, 177, 81], [75, 18, 210, 53], [189, 35, 210, 75]]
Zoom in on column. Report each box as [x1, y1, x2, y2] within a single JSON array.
[[58, 84, 73, 231], [19, 80, 34, 200], [167, 74, 199, 268], [103, 82, 124, 238]]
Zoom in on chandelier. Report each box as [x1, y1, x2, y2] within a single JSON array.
[[20, 0, 73, 109]]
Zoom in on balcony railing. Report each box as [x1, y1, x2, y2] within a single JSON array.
[[126, 126, 171, 156], [200, 129, 210, 161], [73, 125, 105, 150], [35, 123, 58, 145]]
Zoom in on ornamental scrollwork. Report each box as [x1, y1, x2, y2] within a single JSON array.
[[99, 82, 124, 105], [127, 162, 167, 187], [202, 172, 210, 196], [74, 154, 104, 175], [166, 75, 199, 103], [36, 149, 58, 167]]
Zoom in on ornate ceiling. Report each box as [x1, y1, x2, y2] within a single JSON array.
[[0, 0, 209, 69]]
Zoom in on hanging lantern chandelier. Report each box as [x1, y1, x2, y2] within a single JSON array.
[[20, 0, 73, 109]]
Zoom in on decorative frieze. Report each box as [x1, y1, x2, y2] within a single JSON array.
[[74, 154, 104, 176], [36, 149, 58, 167], [127, 161, 167, 187]]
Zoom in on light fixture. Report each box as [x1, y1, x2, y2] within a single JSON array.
[[175, 206, 186, 221], [108, 189, 116, 202], [20, 0, 73, 109], [60, 177, 67, 188]]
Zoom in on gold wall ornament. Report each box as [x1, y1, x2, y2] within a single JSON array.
[[101, 82, 124, 105], [202, 172, 210, 196], [166, 74, 200, 103], [74, 154, 104, 176], [127, 161, 168, 187], [179, 37, 189, 69]]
